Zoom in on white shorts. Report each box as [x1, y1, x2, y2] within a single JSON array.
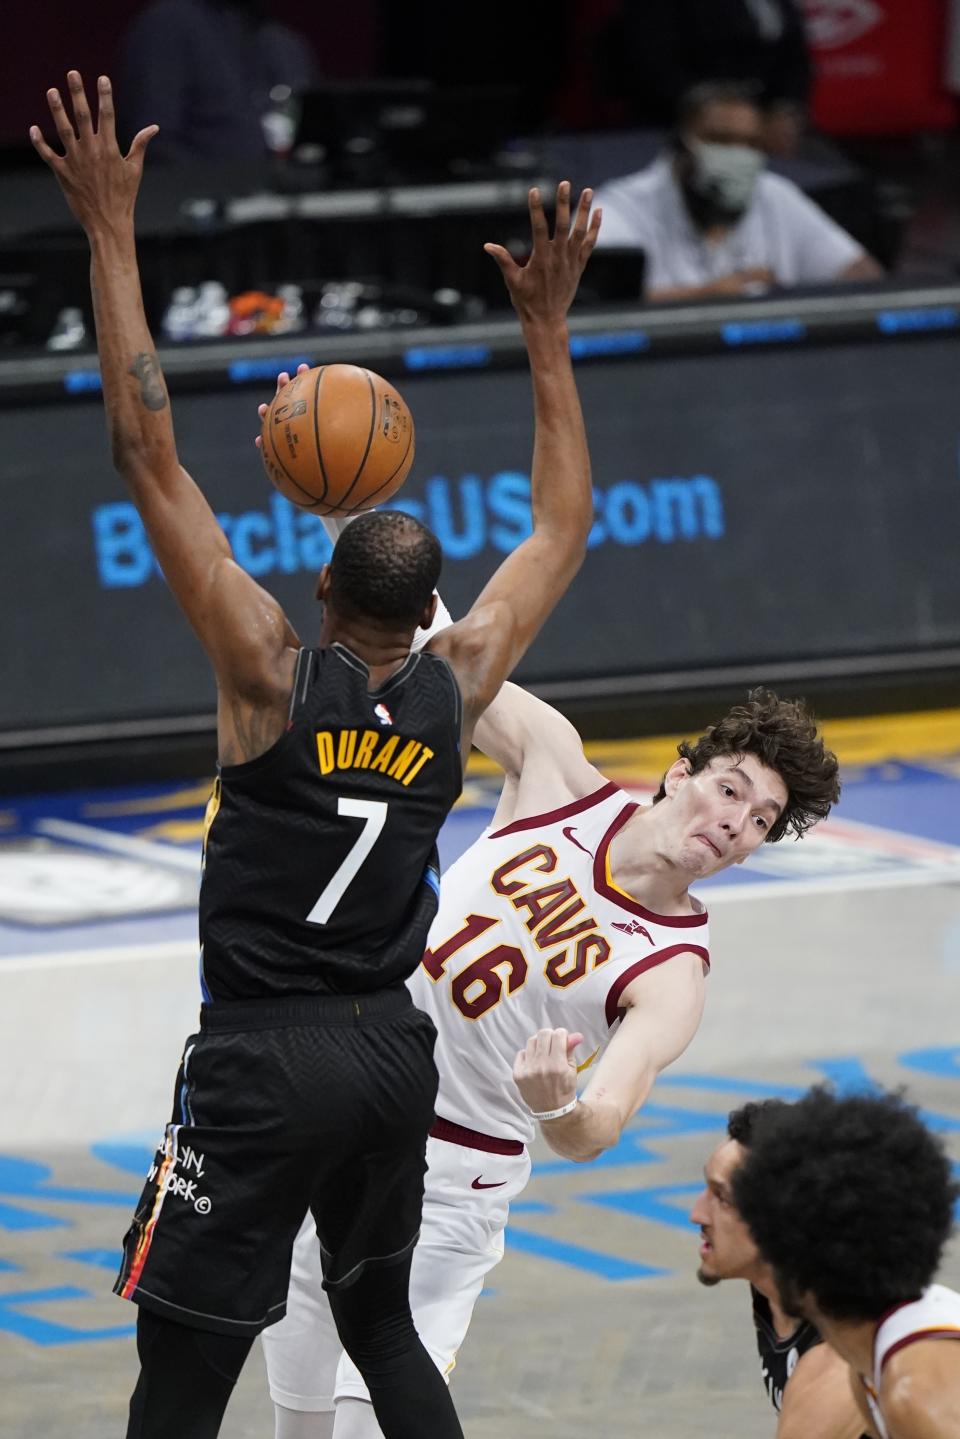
[[262, 1128, 531, 1412]]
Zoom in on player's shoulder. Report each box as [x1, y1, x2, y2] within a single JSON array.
[[882, 1325, 960, 1392], [755, 169, 820, 212], [597, 159, 671, 208], [879, 1352, 952, 1435], [489, 763, 620, 842]]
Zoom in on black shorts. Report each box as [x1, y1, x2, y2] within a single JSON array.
[[114, 987, 438, 1337]]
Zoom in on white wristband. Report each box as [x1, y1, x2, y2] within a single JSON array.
[[530, 1097, 578, 1122]]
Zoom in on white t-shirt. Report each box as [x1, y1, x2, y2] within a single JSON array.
[[594, 156, 865, 293]]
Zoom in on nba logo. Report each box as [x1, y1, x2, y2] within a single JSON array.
[[374, 702, 393, 727]]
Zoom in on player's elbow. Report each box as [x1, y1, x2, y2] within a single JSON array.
[[110, 424, 142, 477], [110, 422, 168, 483], [548, 519, 591, 567], [546, 1137, 603, 1163]]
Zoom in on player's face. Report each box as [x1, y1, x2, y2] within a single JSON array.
[[664, 754, 788, 876], [690, 1140, 761, 1284]]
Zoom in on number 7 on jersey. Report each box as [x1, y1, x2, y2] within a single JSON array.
[[306, 797, 388, 924]]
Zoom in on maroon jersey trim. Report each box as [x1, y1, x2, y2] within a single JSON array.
[[605, 944, 711, 1027], [488, 780, 619, 838], [430, 1115, 524, 1156], [880, 1328, 960, 1372], [594, 803, 709, 927]]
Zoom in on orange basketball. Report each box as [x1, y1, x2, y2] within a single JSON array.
[[260, 364, 415, 515]]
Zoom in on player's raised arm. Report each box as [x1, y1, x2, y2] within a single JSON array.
[[31, 73, 299, 714], [427, 183, 601, 739]]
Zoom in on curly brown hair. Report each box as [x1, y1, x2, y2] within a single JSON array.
[[653, 688, 840, 842]]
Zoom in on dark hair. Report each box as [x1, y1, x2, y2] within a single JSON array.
[[651, 688, 840, 842], [727, 1098, 789, 1148], [731, 1086, 959, 1322], [678, 80, 763, 131], [329, 511, 441, 626]]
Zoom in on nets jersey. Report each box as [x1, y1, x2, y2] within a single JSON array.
[[408, 780, 709, 1144], [859, 1284, 960, 1439], [752, 1286, 823, 1413], [200, 643, 462, 1000]]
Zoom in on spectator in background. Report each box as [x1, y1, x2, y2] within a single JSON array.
[[593, 82, 883, 304], [119, 0, 319, 163], [599, 0, 812, 156]]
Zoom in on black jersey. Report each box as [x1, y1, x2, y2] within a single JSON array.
[[752, 1287, 872, 1435], [752, 1284, 822, 1412], [199, 643, 463, 1000]]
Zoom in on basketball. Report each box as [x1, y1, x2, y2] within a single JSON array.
[[260, 364, 415, 514]]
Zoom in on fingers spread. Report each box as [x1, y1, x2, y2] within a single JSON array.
[[29, 126, 61, 170], [67, 71, 93, 133], [128, 124, 159, 163], [527, 187, 549, 248], [483, 242, 516, 276], [96, 75, 116, 139], [275, 370, 291, 394], [581, 207, 602, 262], [554, 180, 571, 239], [569, 186, 593, 244], [47, 88, 76, 149]]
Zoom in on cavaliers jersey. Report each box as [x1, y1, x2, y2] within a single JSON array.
[[200, 643, 462, 1000], [752, 1285, 823, 1413], [407, 780, 710, 1144], [859, 1284, 960, 1439]]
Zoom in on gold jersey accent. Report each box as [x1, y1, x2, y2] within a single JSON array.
[[201, 776, 221, 871], [315, 728, 435, 787]]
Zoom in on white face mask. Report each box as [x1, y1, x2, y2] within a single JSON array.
[[688, 140, 765, 217]]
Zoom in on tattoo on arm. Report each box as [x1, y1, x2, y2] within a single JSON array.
[[220, 694, 287, 766], [128, 352, 168, 413]]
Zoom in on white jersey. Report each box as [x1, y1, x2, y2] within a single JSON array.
[[408, 780, 710, 1144], [859, 1284, 960, 1439]]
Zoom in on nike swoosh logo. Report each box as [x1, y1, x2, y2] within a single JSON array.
[[576, 1046, 600, 1073], [562, 825, 594, 858], [471, 1176, 507, 1190]]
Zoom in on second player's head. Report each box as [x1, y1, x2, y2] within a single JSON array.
[[691, 1100, 788, 1287], [318, 511, 442, 637], [650, 688, 840, 877], [731, 1087, 960, 1325]]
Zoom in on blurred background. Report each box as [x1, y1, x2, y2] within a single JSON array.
[[1, 9, 959, 1434], [1, 0, 960, 781]]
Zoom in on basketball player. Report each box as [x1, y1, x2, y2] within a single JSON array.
[[693, 1101, 869, 1439], [31, 72, 601, 1439], [733, 1087, 960, 1439], [261, 676, 841, 1438]]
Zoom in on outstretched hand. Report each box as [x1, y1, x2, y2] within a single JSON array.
[[30, 71, 157, 234], [255, 363, 311, 449], [484, 182, 601, 327]]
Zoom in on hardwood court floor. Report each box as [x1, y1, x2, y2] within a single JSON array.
[[1, 711, 958, 1436]]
